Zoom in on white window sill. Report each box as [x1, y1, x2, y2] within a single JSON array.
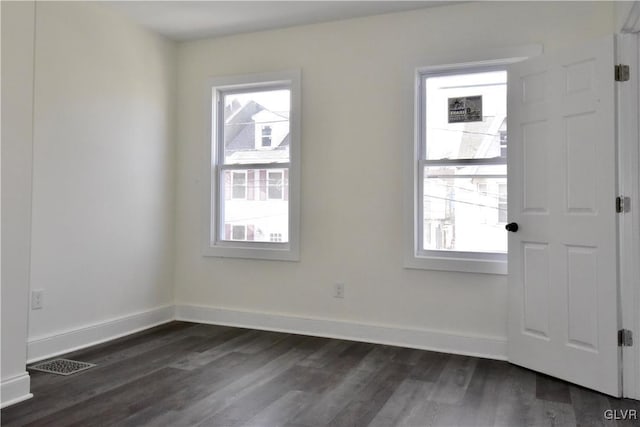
[[404, 253, 507, 275], [202, 243, 299, 262]]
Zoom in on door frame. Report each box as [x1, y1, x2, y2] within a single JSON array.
[[618, 31, 640, 400]]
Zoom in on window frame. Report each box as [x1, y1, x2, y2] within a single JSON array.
[[407, 61, 518, 275], [405, 47, 543, 274], [203, 70, 301, 261]]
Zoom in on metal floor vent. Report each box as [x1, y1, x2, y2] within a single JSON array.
[[29, 359, 96, 376]]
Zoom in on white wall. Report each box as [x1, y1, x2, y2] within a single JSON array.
[[174, 1, 615, 356], [1, 0, 35, 408], [26, 2, 176, 359]]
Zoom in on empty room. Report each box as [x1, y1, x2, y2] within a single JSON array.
[[2, 1, 640, 426]]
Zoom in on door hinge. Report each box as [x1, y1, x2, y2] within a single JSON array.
[[619, 329, 633, 347], [615, 64, 630, 82], [616, 196, 631, 213], [616, 196, 630, 213]]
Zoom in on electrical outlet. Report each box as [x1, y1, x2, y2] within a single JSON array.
[[31, 290, 44, 310], [334, 283, 345, 299]]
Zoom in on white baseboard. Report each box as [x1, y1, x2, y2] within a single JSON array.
[[175, 304, 507, 360], [27, 305, 175, 363], [24, 303, 506, 374], [1, 372, 33, 409]]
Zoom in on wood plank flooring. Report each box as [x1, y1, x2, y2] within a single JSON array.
[[2, 321, 639, 427]]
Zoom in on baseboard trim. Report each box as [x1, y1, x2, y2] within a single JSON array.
[[1, 372, 32, 409], [175, 304, 507, 360], [27, 305, 174, 363], [25, 304, 506, 370]]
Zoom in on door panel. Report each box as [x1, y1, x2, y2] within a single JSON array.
[[508, 36, 619, 396], [566, 113, 598, 213], [522, 243, 550, 339], [522, 121, 550, 213], [566, 245, 599, 351]]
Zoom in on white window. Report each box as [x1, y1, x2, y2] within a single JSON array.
[[204, 70, 301, 261], [270, 233, 282, 242], [267, 170, 284, 200], [231, 225, 247, 241], [408, 65, 508, 274], [231, 171, 247, 199], [261, 126, 272, 147]]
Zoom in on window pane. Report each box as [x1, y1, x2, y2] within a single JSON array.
[[425, 71, 507, 160], [223, 89, 290, 164], [220, 168, 289, 242], [423, 164, 506, 253]]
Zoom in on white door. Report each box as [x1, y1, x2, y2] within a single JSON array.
[[507, 36, 620, 396]]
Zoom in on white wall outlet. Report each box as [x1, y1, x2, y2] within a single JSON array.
[[334, 283, 345, 299], [31, 289, 44, 310]]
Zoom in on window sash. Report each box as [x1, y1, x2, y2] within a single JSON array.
[[213, 80, 291, 246], [420, 70, 507, 163], [215, 164, 290, 246], [418, 163, 507, 256], [217, 84, 290, 166]]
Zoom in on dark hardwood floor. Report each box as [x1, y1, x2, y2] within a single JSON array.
[[2, 321, 639, 426]]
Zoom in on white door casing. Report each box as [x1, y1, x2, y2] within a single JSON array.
[[507, 36, 620, 396], [617, 32, 640, 400]]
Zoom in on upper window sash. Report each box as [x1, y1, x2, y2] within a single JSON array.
[[418, 67, 508, 163], [216, 84, 291, 166]]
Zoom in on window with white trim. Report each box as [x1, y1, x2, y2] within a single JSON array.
[[410, 66, 508, 273], [204, 71, 301, 261], [231, 171, 247, 199], [267, 170, 284, 200], [261, 125, 272, 147], [270, 233, 283, 242], [231, 224, 247, 241]]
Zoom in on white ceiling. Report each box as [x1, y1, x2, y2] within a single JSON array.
[[108, 1, 459, 41]]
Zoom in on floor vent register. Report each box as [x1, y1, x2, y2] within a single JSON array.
[[29, 358, 96, 376]]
